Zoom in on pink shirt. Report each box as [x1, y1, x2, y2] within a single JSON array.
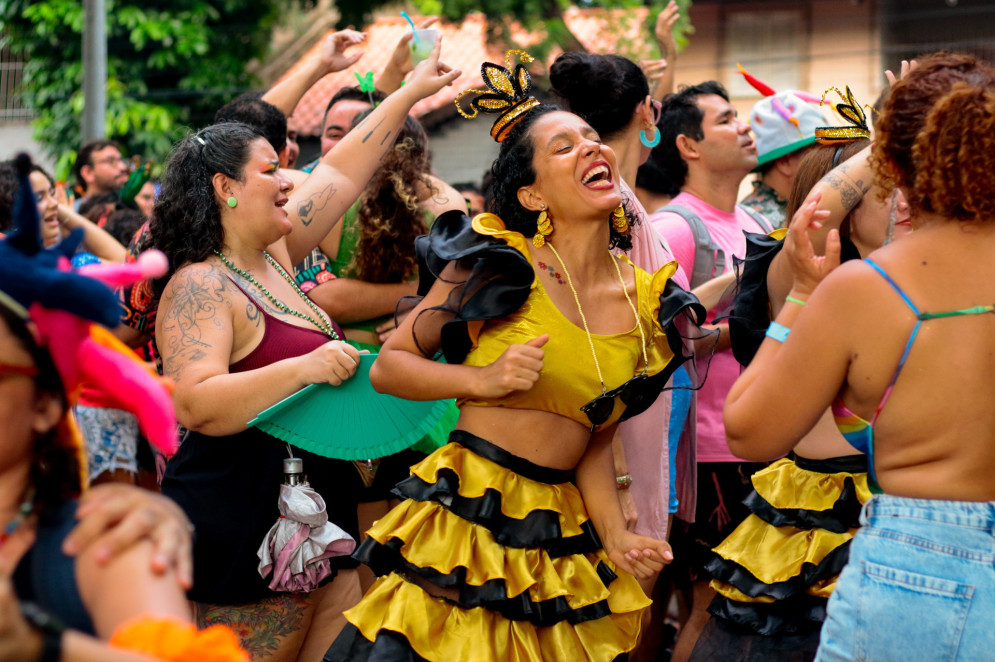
[[616, 181, 696, 535], [650, 192, 767, 463]]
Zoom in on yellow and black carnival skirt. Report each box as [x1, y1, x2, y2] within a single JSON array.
[[324, 430, 649, 662], [703, 454, 871, 636]]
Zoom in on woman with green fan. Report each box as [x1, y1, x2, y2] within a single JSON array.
[[324, 50, 705, 662], [150, 39, 461, 662]]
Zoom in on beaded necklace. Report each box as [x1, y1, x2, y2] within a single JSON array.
[[0, 488, 35, 547], [212, 250, 339, 339]]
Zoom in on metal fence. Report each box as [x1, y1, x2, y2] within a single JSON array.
[[0, 37, 30, 122]]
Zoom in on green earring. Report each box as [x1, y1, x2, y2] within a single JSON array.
[[227, 196, 237, 208]]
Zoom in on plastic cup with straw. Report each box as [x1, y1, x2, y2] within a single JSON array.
[[401, 11, 438, 66]]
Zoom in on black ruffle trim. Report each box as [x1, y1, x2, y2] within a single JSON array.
[[324, 624, 429, 662], [412, 210, 535, 364], [707, 592, 828, 636], [730, 231, 861, 367], [746, 474, 865, 533], [453, 430, 574, 484], [390, 468, 602, 556], [325, 624, 631, 662], [703, 540, 852, 601], [355, 536, 617, 626]]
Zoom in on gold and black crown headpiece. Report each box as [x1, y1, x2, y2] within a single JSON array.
[[455, 50, 540, 143], [815, 86, 872, 143]]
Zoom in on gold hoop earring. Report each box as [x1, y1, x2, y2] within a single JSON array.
[[533, 206, 553, 248], [611, 204, 629, 234]]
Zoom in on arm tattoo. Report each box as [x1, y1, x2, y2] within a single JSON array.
[[822, 170, 872, 213], [159, 268, 229, 379], [297, 183, 338, 226], [361, 117, 385, 143], [196, 594, 310, 659]]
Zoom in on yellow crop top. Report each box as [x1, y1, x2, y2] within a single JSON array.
[[459, 214, 681, 430]]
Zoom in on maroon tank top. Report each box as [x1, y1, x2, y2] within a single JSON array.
[[226, 277, 342, 373]]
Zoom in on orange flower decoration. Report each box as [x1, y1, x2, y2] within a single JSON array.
[[110, 617, 249, 662]]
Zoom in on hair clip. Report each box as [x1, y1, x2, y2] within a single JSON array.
[[194, 135, 207, 146], [815, 86, 871, 143], [454, 50, 540, 142], [354, 72, 379, 107]]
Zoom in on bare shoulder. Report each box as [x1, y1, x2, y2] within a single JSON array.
[[422, 176, 468, 215], [157, 261, 237, 380], [161, 261, 232, 303]]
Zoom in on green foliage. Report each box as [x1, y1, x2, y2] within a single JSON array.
[[405, 0, 693, 63], [0, 0, 280, 180]]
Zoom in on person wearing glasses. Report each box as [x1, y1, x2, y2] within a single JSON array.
[[71, 140, 130, 211], [325, 52, 704, 662]]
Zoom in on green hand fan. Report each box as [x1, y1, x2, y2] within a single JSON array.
[[249, 354, 454, 460]]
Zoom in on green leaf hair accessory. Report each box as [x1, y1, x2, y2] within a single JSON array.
[[354, 72, 378, 106]]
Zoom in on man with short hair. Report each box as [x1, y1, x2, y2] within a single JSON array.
[[72, 140, 129, 209], [739, 90, 825, 227], [649, 81, 773, 662], [297, 87, 387, 173]]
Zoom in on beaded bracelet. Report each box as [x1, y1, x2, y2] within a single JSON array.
[[785, 295, 807, 306], [766, 321, 791, 343], [616, 473, 633, 490]]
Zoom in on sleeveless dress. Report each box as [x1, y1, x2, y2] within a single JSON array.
[[161, 280, 363, 605], [324, 211, 705, 662]]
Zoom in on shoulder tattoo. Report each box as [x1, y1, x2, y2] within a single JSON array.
[[159, 266, 230, 379]]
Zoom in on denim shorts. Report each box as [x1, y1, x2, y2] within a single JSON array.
[[815, 494, 995, 662]]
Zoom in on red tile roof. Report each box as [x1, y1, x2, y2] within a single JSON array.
[[285, 9, 655, 137]]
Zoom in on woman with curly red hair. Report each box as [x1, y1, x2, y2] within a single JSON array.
[[724, 52, 995, 661]]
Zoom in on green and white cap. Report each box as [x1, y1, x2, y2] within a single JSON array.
[[750, 91, 826, 166]]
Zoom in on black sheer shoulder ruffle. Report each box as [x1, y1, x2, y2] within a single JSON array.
[[408, 210, 534, 363], [729, 231, 860, 367]]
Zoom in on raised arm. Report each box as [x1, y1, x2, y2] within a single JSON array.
[[278, 39, 461, 265], [156, 262, 360, 435], [262, 30, 366, 118], [767, 145, 873, 307], [649, 1, 680, 101], [375, 17, 440, 95], [58, 204, 126, 262], [725, 199, 852, 459]]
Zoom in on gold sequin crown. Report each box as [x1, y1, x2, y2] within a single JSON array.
[[815, 86, 871, 143], [455, 50, 540, 143]]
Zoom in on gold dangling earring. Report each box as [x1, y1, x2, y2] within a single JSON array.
[[533, 206, 553, 248], [611, 204, 629, 234]]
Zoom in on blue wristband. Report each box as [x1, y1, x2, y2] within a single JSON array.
[[766, 321, 791, 343]]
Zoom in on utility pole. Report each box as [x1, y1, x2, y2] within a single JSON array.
[[81, 0, 107, 142]]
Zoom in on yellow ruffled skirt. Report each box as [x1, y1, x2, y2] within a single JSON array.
[[704, 455, 870, 636], [325, 431, 649, 662]]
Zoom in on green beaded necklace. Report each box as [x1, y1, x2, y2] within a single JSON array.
[[212, 250, 339, 339]]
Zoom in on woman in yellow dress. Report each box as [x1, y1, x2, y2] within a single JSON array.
[[324, 52, 705, 662]]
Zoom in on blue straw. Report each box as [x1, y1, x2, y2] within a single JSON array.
[[400, 10, 418, 40]]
